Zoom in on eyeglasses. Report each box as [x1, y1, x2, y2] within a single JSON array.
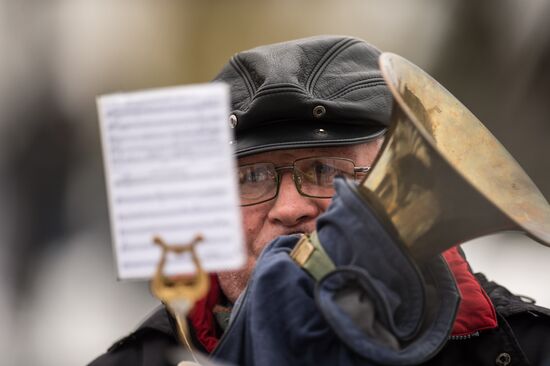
[[238, 157, 370, 206]]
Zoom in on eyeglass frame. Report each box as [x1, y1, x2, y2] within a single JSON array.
[[238, 156, 371, 207]]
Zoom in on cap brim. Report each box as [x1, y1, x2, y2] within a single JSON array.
[[234, 122, 386, 157]]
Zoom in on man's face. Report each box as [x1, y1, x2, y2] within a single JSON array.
[[218, 140, 384, 303]]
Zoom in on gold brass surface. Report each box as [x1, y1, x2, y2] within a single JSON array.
[[358, 53, 550, 261], [150, 235, 209, 304], [150, 234, 209, 362], [290, 234, 315, 267]]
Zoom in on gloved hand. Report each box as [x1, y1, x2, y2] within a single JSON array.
[[314, 178, 459, 365]]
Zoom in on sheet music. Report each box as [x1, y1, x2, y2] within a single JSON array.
[[97, 83, 245, 280]]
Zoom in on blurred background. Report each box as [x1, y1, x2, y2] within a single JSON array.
[[0, 0, 549, 365]]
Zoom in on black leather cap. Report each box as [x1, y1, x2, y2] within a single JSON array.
[[214, 35, 392, 157]]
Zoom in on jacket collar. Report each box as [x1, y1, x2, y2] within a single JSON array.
[[442, 246, 498, 336]]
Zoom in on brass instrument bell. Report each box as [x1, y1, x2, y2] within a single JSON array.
[[356, 53, 550, 261]]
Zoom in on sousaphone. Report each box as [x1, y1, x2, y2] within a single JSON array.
[[356, 53, 550, 261]]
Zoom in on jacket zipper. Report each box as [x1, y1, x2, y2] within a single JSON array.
[[210, 280, 250, 357], [449, 331, 479, 341]]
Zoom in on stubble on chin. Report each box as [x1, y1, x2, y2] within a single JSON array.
[[217, 258, 255, 304]]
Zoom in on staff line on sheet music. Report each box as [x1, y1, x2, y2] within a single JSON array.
[[118, 219, 230, 235], [105, 99, 222, 119], [115, 187, 226, 203], [117, 203, 233, 220]]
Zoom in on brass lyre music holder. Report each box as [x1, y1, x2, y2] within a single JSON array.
[[150, 234, 209, 365]]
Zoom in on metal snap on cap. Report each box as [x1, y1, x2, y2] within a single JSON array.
[[312, 105, 326, 119], [495, 352, 511, 366], [229, 114, 238, 128], [315, 128, 328, 136]]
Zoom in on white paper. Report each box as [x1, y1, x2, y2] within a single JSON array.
[[97, 83, 245, 280]]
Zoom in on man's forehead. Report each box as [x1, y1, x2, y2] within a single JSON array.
[[237, 143, 380, 165]]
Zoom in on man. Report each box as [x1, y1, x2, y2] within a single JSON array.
[[90, 36, 550, 366]]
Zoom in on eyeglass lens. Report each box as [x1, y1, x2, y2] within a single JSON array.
[[238, 157, 357, 206]]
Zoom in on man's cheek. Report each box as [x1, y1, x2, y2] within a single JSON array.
[[241, 211, 265, 246]]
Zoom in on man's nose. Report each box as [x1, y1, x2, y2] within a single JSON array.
[[267, 171, 321, 227]]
